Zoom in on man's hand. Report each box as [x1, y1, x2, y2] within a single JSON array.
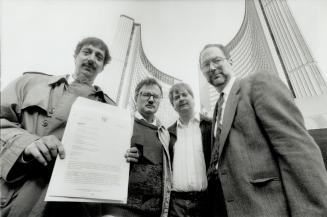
[[23, 135, 65, 166], [124, 147, 140, 163]]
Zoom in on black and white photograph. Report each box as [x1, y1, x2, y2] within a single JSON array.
[[1, 0, 327, 216]]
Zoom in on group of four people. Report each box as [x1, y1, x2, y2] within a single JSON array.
[[1, 37, 327, 217]]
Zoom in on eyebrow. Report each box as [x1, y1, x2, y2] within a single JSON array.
[[81, 47, 91, 52]]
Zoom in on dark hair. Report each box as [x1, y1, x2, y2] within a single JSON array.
[[134, 77, 163, 101], [74, 37, 111, 66], [168, 82, 194, 105], [199, 44, 231, 65]]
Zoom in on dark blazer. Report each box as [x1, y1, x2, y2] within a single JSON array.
[[168, 114, 212, 170], [210, 72, 327, 217]]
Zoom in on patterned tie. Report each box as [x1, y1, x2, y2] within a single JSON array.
[[208, 92, 224, 179]]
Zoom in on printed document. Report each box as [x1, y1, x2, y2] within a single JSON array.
[[45, 97, 132, 203]]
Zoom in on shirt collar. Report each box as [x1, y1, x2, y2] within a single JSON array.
[[177, 112, 200, 128], [135, 111, 158, 126], [219, 76, 236, 97], [47, 74, 69, 85], [48, 74, 106, 99], [67, 74, 75, 84]]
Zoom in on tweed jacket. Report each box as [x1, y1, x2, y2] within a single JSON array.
[[209, 72, 327, 217], [0, 72, 115, 217]]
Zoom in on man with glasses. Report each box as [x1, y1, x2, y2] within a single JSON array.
[[103, 78, 172, 217], [199, 44, 327, 217]]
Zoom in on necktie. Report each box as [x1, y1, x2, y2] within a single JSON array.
[[208, 92, 224, 179], [215, 92, 225, 138]]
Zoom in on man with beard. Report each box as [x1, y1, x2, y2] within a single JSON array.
[[103, 78, 172, 217], [199, 44, 327, 217], [1, 37, 115, 217]]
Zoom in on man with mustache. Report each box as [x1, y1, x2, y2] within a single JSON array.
[[199, 44, 327, 217], [167, 83, 211, 217], [1, 37, 115, 217], [103, 78, 172, 217]]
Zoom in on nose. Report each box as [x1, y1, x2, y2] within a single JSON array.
[[209, 61, 217, 71], [87, 53, 96, 63], [148, 95, 155, 102], [179, 95, 186, 101]]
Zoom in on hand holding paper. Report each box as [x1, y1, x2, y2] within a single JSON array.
[[46, 97, 132, 203]]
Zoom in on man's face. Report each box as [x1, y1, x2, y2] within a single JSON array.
[[74, 44, 105, 83], [200, 46, 233, 90], [172, 88, 194, 115], [136, 85, 162, 118]]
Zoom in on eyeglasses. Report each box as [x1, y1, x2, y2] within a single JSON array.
[[138, 92, 162, 101], [201, 57, 227, 71]]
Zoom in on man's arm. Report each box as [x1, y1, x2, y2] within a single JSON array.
[[0, 77, 65, 182], [1, 77, 41, 182], [251, 72, 327, 214]]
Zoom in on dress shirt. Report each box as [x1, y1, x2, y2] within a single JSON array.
[[67, 74, 74, 84], [214, 77, 236, 138], [172, 113, 207, 192]]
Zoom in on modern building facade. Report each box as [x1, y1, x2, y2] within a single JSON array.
[[109, 15, 181, 127], [199, 0, 327, 130]]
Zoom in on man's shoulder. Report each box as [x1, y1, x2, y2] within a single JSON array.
[[242, 71, 281, 84], [238, 71, 285, 92], [23, 71, 52, 76], [20, 71, 59, 83], [239, 71, 292, 99], [12, 71, 55, 87]]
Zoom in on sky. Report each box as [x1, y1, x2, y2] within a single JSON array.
[[1, 0, 327, 106]]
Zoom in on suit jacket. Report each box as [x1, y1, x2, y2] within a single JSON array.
[[168, 114, 212, 170], [210, 72, 327, 217]]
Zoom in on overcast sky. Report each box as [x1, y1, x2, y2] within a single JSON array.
[[1, 0, 327, 105]]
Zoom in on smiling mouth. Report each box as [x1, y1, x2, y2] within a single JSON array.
[[213, 72, 224, 79]]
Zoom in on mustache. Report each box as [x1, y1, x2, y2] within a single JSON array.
[[82, 61, 96, 70], [145, 102, 155, 107], [210, 68, 224, 77]]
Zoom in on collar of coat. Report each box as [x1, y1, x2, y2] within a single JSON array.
[[48, 74, 115, 105]]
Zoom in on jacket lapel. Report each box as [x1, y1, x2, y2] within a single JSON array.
[[168, 122, 177, 164], [218, 79, 241, 158]]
